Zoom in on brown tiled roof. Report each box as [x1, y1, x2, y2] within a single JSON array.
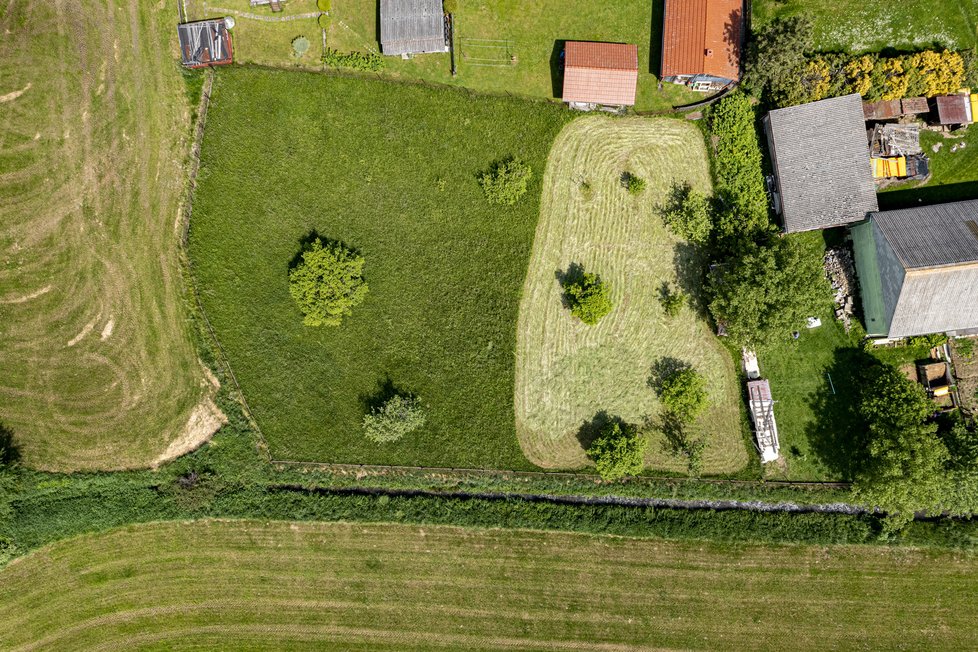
[[562, 42, 638, 106], [661, 0, 743, 82]]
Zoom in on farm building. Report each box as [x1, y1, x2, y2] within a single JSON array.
[[934, 94, 976, 126], [177, 19, 233, 68], [561, 42, 638, 110], [746, 379, 780, 464], [379, 0, 448, 56], [660, 0, 744, 91], [763, 94, 879, 232], [852, 199, 978, 338]]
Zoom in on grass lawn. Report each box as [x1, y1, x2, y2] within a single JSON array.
[[0, 0, 218, 469], [515, 116, 748, 474], [879, 127, 978, 209], [226, 0, 702, 111], [753, 0, 978, 52], [3, 519, 978, 649], [189, 66, 571, 468]]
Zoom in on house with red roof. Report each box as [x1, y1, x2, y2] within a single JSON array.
[[660, 0, 744, 92], [561, 41, 639, 110]]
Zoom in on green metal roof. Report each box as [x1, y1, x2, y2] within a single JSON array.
[[850, 220, 889, 337]]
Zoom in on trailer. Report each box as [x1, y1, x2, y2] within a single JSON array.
[[746, 379, 780, 464]]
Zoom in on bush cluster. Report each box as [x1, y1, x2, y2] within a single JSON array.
[[478, 158, 533, 205], [801, 50, 964, 103], [363, 395, 427, 443], [661, 182, 712, 245], [622, 172, 646, 195], [292, 36, 310, 58], [322, 48, 384, 71], [659, 284, 686, 317], [564, 272, 613, 325]]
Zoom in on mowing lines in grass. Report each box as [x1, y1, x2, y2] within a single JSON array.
[[515, 116, 747, 473], [0, 0, 219, 470], [2, 520, 977, 650], [189, 67, 570, 468]]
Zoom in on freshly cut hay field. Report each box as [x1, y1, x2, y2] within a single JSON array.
[[189, 67, 570, 468], [0, 1, 219, 469], [516, 116, 747, 472], [2, 520, 977, 650]]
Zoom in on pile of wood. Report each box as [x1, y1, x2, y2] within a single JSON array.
[[824, 247, 857, 331]]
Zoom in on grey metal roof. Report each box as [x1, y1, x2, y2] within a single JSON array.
[[177, 19, 231, 67], [766, 93, 879, 233], [380, 0, 446, 56], [872, 199, 978, 269]]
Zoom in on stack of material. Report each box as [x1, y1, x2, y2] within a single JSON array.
[[878, 123, 923, 156], [746, 379, 780, 464], [824, 247, 857, 331]]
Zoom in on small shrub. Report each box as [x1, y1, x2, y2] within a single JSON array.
[[288, 238, 368, 327], [479, 158, 533, 205], [317, 0, 331, 11], [622, 172, 645, 195], [657, 366, 708, 423], [292, 36, 310, 58], [322, 48, 384, 71], [443, 0, 459, 13], [907, 333, 948, 349], [588, 421, 648, 480], [956, 337, 975, 359], [363, 395, 427, 443], [565, 272, 613, 325], [659, 284, 686, 317], [662, 182, 712, 245], [318, 14, 330, 29]]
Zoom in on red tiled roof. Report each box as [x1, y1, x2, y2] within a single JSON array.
[[562, 42, 638, 106], [661, 0, 743, 82]]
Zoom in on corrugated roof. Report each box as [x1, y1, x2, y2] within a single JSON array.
[[872, 199, 978, 269], [901, 97, 929, 114], [177, 20, 233, 67], [661, 0, 743, 82], [765, 93, 879, 232], [562, 42, 638, 106], [862, 99, 901, 120], [379, 0, 446, 56], [936, 95, 970, 125]]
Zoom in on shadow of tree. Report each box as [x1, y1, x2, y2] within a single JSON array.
[[575, 410, 620, 452], [549, 40, 566, 98], [648, 356, 691, 395], [358, 376, 415, 415], [673, 242, 708, 318], [554, 262, 585, 310], [804, 347, 875, 480], [0, 422, 20, 466]]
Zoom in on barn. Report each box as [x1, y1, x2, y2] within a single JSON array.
[[379, 0, 448, 56], [660, 0, 744, 91], [177, 19, 233, 68], [852, 199, 978, 338], [561, 41, 638, 110], [763, 94, 879, 233]]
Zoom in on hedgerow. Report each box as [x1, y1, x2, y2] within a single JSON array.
[[322, 48, 383, 71]]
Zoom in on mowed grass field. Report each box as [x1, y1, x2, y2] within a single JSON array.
[[515, 116, 747, 473], [753, 0, 978, 52], [3, 519, 978, 650], [189, 66, 570, 468], [0, 0, 220, 469], [321, 0, 700, 111]]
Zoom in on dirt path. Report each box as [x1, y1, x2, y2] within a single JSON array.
[[514, 116, 746, 473]]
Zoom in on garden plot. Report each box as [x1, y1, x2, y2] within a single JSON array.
[[515, 116, 747, 473]]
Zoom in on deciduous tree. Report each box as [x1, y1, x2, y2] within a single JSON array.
[[289, 238, 368, 327]]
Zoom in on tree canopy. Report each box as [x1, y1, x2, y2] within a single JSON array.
[[479, 158, 533, 206], [743, 15, 814, 108], [565, 272, 613, 326], [587, 421, 647, 481], [362, 395, 427, 444], [288, 238, 368, 327], [708, 235, 829, 346], [657, 366, 708, 423]]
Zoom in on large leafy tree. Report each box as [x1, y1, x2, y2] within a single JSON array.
[[289, 238, 368, 327], [588, 421, 647, 481], [565, 272, 613, 326], [743, 15, 814, 108], [853, 364, 949, 529], [708, 235, 829, 346]]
